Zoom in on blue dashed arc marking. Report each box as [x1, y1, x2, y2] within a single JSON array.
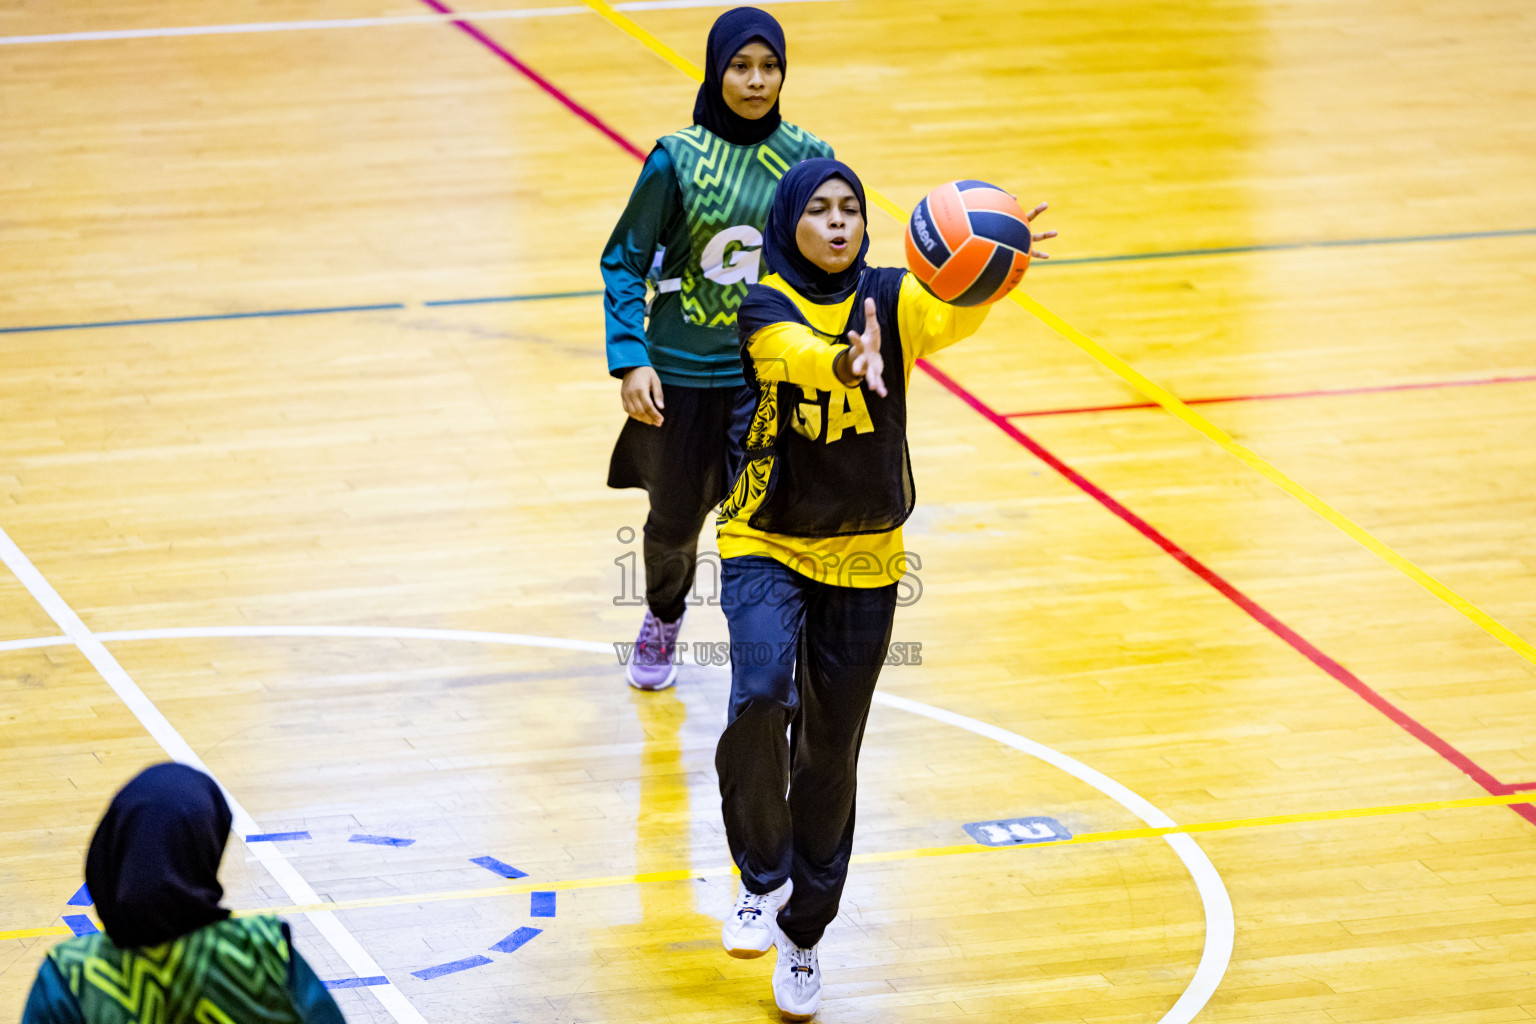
[[491, 927, 542, 953], [530, 892, 555, 918], [67, 884, 92, 907], [324, 976, 390, 990], [470, 856, 528, 879], [62, 915, 97, 937], [245, 831, 312, 843], [411, 955, 493, 981], [350, 834, 416, 847]]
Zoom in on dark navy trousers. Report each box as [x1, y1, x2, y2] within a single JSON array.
[[607, 385, 755, 622], [715, 555, 898, 948]]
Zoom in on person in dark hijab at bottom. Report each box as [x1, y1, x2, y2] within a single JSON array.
[[713, 159, 1054, 1020], [21, 763, 346, 1024], [601, 7, 834, 692]]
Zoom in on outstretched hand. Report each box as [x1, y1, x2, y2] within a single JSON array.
[[1021, 200, 1056, 260], [844, 297, 887, 397]]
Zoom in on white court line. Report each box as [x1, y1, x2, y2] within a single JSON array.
[[0, 626, 607, 654], [97, 624, 613, 654], [874, 693, 1234, 1024], [0, 0, 841, 47], [0, 536, 428, 1024], [0, 634, 71, 652], [1, 621, 1233, 1023]]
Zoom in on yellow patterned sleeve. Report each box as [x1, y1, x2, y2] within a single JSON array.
[[744, 322, 852, 392], [897, 274, 992, 376]]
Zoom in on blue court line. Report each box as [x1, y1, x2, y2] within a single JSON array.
[[245, 831, 312, 842], [349, 834, 415, 847], [490, 926, 541, 953], [0, 303, 406, 335], [529, 892, 555, 918], [423, 289, 602, 307], [324, 976, 389, 990], [66, 884, 92, 907], [470, 856, 528, 879], [3, 225, 1530, 337], [62, 915, 97, 936], [1044, 227, 1536, 267], [411, 955, 492, 980]]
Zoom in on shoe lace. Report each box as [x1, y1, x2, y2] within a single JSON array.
[[637, 614, 663, 653], [787, 943, 816, 978], [736, 889, 774, 921]]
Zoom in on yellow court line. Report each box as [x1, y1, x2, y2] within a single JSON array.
[[1003, 290, 1536, 668], [231, 863, 742, 918], [0, 925, 73, 941], [575, 3, 1536, 670], [9, 790, 1528, 942], [852, 790, 1536, 865], [580, 0, 703, 81]]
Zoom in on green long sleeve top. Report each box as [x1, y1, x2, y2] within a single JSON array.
[[600, 146, 745, 389]]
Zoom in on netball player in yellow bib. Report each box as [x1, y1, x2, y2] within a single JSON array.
[[714, 158, 1053, 1020]]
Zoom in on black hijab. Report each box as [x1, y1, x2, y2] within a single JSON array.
[[762, 158, 870, 303], [692, 7, 786, 147], [85, 763, 233, 949]]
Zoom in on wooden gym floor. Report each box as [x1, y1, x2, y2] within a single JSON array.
[[2, 1, 1534, 1022]]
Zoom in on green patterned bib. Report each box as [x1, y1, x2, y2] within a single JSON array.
[[47, 916, 302, 1024], [657, 122, 833, 329]]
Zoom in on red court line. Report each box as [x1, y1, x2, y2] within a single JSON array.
[[918, 357, 1536, 826], [416, 0, 646, 161], [426, 4, 1535, 826], [1004, 372, 1536, 420]]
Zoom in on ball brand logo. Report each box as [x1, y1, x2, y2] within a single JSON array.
[[911, 207, 938, 255]]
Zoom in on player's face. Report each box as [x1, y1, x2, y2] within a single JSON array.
[[721, 42, 782, 120], [795, 178, 864, 275]]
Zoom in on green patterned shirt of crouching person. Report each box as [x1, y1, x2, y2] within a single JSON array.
[[25, 916, 344, 1024]]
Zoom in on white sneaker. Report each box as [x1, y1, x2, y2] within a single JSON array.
[[721, 878, 792, 958], [772, 933, 821, 1021]]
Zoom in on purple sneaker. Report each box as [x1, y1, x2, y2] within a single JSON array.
[[626, 610, 682, 691]]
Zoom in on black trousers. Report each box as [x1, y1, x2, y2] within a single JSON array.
[[715, 555, 898, 948], [607, 384, 754, 623]]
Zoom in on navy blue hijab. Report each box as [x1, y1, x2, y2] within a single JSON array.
[[85, 763, 233, 949], [693, 8, 786, 147], [762, 158, 870, 303]]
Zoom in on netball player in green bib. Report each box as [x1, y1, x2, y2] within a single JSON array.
[[21, 764, 344, 1024], [602, 8, 832, 691]]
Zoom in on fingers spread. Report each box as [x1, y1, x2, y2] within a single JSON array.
[[867, 366, 888, 397]]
